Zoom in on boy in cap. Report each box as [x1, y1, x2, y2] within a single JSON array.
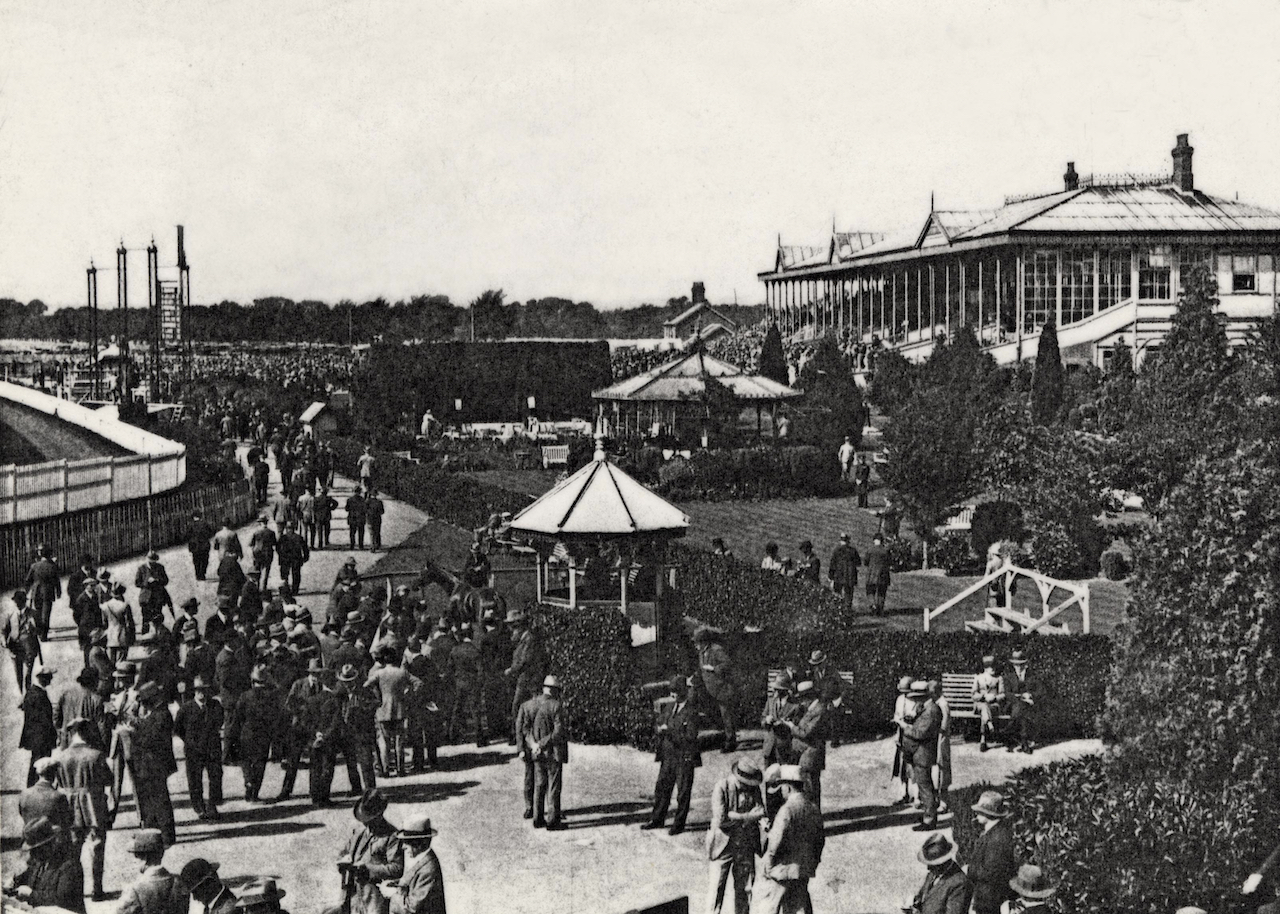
[[392, 815, 445, 914], [514, 674, 568, 830], [641, 675, 700, 835], [707, 758, 764, 914]]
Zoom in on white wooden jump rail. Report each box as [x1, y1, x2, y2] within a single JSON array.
[[924, 561, 1090, 635], [541, 445, 570, 469]]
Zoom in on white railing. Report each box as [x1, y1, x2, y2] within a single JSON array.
[[924, 561, 1090, 635], [0, 382, 186, 525]]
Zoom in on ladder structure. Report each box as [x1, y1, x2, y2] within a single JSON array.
[[924, 561, 1090, 635]]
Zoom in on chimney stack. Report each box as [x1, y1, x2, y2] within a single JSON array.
[[1172, 133, 1194, 192], [1063, 162, 1079, 191], [691, 281, 706, 304]]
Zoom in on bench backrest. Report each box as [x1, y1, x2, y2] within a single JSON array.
[[542, 445, 570, 466], [767, 668, 855, 689], [942, 672, 978, 711]]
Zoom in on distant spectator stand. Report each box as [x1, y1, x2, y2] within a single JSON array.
[[508, 439, 688, 654]]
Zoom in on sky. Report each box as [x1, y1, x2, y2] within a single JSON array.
[[3, 0, 1280, 311]]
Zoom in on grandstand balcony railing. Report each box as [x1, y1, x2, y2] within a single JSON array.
[[0, 381, 186, 525]]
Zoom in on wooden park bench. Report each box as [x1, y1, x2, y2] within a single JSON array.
[[941, 672, 1012, 724], [541, 444, 570, 469], [766, 668, 855, 692]]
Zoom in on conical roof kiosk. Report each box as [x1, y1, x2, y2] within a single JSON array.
[[508, 439, 689, 645]]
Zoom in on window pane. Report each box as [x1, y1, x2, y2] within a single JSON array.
[[1100, 249, 1131, 309], [1023, 250, 1056, 332], [1062, 251, 1094, 325], [1139, 246, 1172, 300]]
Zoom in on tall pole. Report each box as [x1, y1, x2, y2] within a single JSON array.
[[177, 225, 191, 385], [87, 261, 99, 399], [117, 242, 129, 400], [147, 237, 159, 401]]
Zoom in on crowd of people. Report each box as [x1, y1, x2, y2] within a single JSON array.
[[175, 347, 360, 397]]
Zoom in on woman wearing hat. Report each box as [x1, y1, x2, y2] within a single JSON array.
[[972, 656, 1004, 752], [391, 814, 445, 914], [3, 817, 85, 913], [967, 790, 1017, 914], [891, 675, 919, 806]]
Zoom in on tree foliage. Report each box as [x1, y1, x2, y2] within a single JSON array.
[[793, 333, 865, 452], [758, 323, 788, 384], [866, 347, 916, 414], [1030, 317, 1065, 425]]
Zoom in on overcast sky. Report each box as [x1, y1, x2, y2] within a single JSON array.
[[3, 0, 1280, 311]]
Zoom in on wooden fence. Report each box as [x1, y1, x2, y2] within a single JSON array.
[[0, 478, 256, 590]]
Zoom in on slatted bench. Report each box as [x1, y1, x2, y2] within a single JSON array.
[[766, 669, 854, 691], [942, 672, 1011, 722], [541, 444, 570, 469]]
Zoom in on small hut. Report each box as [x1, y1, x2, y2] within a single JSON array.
[[592, 348, 802, 445], [508, 439, 688, 644]]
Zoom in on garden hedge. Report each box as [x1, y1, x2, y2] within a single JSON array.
[[653, 445, 852, 500], [330, 438, 531, 530]]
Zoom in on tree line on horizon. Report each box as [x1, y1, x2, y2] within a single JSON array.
[[0, 293, 764, 345]]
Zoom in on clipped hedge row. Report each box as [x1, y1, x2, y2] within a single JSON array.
[[672, 549, 1111, 739], [652, 445, 853, 500], [330, 438, 531, 531], [532, 601, 651, 746], [952, 755, 1277, 914]]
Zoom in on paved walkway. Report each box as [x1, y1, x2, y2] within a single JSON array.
[[1, 454, 1101, 914]]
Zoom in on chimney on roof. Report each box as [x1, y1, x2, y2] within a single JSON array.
[[691, 282, 706, 304], [1063, 162, 1079, 191], [1172, 133, 1194, 192]]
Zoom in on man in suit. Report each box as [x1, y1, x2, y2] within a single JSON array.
[[135, 551, 172, 636], [56, 667, 106, 750], [205, 602, 235, 651], [694, 627, 737, 752], [24, 545, 61, 642], [177, 859, 237, 914], [19, 757, 72, 829], [514, 675, 568, 830], [214, 521, 243, 563], [902, 680, 942, 832], [126, 682, 177, 846], [365, 490, 385, 552], [785, 680, 829, 810], [277, 658, 327, 802], [188, 512, 216, 581], [1005, 865, 1054, 914], [641, 675, 701, 836], [909, 833, 972, 914], [117, 829, 187, 914], [753, 765, 824, 914], [367, 647, 411, 778], [504, 609, 546, 742], [249, 518, 278, 591], [966, 790, 1017, 914], [233, 664, 282, 802], [314, 487, 338, 549], [1002, 651, 1037, 753], [216, 553, 246, 617], [20, 667, 58, 786], [277, 523, 311, 596], [863, 534, 891, 616], [391, 815, 446, 914], [971, 655, 1004, 752], [346, 491, 367, 550], [67, 556, 97, 618], [706, 757, 764, 914], [336, 788, 404, 914], [174, 676, 224, 821], [760, 672, 798, 767], [828, 534, 861, 614], [59, 718, 113, 901], [4, 818, 86, 914], [854, 455, 872, 508]]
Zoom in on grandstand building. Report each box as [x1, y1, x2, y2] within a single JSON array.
[[759, 134, 1280, 369]]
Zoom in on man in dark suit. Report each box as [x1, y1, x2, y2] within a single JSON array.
[[177, 859, 237, 914], [19, 757, 72, 829], [902, 680, 942, 831], [67, 556, 97, 617], [515, 674, 569, 830], [786, 680, 829, 810], [134, 552, 172, 636], [863, 534, 892, 616], [5, 818, 86, 913], [828, 534, 861, 613], [187, 512, 216, 581], [504, 609, 546, 741], [174, 676, 224, 821], [694, 627, 737, 752], [1001, 651, 1036, 753], [24, 545, 61, 642], [641, 675, 701, 836], [910, 833, 972, 914], [21, 667, 58, 786], [966, 790, 1017, 914]]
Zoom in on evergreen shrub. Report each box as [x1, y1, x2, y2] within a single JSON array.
[[1098, 549, 1130, 581], [934, 529, 979, 575]]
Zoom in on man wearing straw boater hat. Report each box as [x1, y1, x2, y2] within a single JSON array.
[[906, 833, 971, 914], [333, 788, 404, 914], [754, 764, 823, 914], [1007, 865, 1055, 913], [707, 757, 764, 914], [967, 790, 1018, 914], [391, 814, 446, 914]]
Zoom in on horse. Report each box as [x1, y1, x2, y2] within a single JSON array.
[[419, 559, 507, 629]]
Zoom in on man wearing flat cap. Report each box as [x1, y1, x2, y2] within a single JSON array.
[[59, 717, 113, 901], [392, 815, 446, 914], [908, 833, 971, 914], [515, 674, 568, 830], [118, 829, 186, 914], [175, 675, 225, 820], [754, 765, 823, 914], [707, 757, 764, 914], [967, 790, 1017, 914], [4, 817, 85, 913], [334, 788, 404, 914], [642, 674, 701, 836], [19, 755, 71, 830], [177, 858, 236, 914]]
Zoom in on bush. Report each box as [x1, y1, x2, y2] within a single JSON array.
[[955, 754, 1277, 914], [532, 601, 652, 745], [970, 500, 1024, 559], [884, 535, 921, 572], [1099, 549, 1130, 581], [934, 529, 979, 575], [652, 445, 851, 500], [1025, 520, 1090, 579]]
